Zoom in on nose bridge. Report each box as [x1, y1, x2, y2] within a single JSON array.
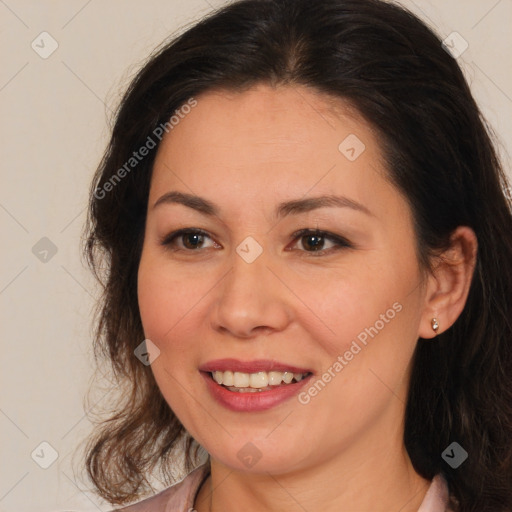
[[212, 242, 291, 337]]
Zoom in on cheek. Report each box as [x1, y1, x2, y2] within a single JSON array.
[[137, 253, 192, 349], [137, 264, 167, 343], [137, 254, 200, 409], [289, 257, 419, 356]]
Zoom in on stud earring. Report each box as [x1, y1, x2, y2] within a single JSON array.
[[431, 318, 440, 334]]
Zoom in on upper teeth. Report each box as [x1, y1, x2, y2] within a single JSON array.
[[212, 370, 307, 388]]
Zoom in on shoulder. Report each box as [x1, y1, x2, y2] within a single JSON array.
[[108, 463, 210, 512]]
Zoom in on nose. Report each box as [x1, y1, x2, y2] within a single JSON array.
[[210, 248, 292, 339]]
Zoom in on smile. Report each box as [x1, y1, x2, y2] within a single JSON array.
[[199, 362, 314, 411]]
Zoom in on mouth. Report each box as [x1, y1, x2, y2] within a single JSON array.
[[198, 359, 314, 412]]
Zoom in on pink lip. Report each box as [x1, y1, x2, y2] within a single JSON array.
[[200, 371, 314, 412], [198, 358, 313, 374], [199, 359, 314, 412]]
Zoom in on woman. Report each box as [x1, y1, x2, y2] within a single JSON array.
[[82, 0, 512, 511]]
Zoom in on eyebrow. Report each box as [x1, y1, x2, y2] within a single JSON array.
[[152, 191, 373, 218]]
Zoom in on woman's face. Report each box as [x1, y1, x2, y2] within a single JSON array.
[[137, 83, 429, 474]]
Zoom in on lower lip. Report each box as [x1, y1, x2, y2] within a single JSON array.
[[201, 371, 313, 412]]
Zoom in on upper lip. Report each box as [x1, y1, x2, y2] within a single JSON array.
[[199, 358, 313, 374]]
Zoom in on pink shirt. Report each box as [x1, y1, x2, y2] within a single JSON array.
[[113, 463, 452, 512]]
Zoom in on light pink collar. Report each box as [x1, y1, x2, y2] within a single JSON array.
[[417, 474, 451, 512]]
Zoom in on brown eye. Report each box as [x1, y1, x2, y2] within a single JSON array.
[[289, 228, 352, 256], [181, 232, 205, 249], [300, 233, 327, 251], [160, 229, 220, 252]]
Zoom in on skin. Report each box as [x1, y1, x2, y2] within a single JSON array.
[[137, 83, 477, 512]]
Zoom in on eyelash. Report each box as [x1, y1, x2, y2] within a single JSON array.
[[159, 228, 353, 257]]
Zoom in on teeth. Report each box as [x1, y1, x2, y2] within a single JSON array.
[[234, 372, 250, 387], [268, 371, 283, 385], [283, 372, 293, 384], [249, 372, 268, 388], [222, 370, 234, 386], [211, 370, 307, 389]]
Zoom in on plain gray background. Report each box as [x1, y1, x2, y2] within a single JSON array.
[[1, 1, 511, 510]]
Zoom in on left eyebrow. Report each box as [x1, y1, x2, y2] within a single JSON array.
[[275, 195, 374, 218], [152, 191, 374, 218]]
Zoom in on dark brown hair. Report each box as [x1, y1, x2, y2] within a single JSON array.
[[82, 0, 512, 510]]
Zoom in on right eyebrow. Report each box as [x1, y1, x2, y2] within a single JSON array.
[[153, 191, 218, 216]]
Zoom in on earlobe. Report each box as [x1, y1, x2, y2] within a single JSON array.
[[430, 317, 440, 335], [419, 311, 441, 339], [419, 226, 478, 339]]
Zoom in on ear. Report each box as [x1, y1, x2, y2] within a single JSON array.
[[418, 226, 478, 339]]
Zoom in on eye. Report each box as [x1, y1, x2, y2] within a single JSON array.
[[159, 227, 352, 256], [288, 228, 352, 256], [159, 228, 221, 251]]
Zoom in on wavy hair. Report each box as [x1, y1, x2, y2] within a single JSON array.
[[82, 0, 512, 510]]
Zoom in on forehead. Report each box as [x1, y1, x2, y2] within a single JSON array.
[[150, 83, 387, 193], [160, 84, 372, 153]]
